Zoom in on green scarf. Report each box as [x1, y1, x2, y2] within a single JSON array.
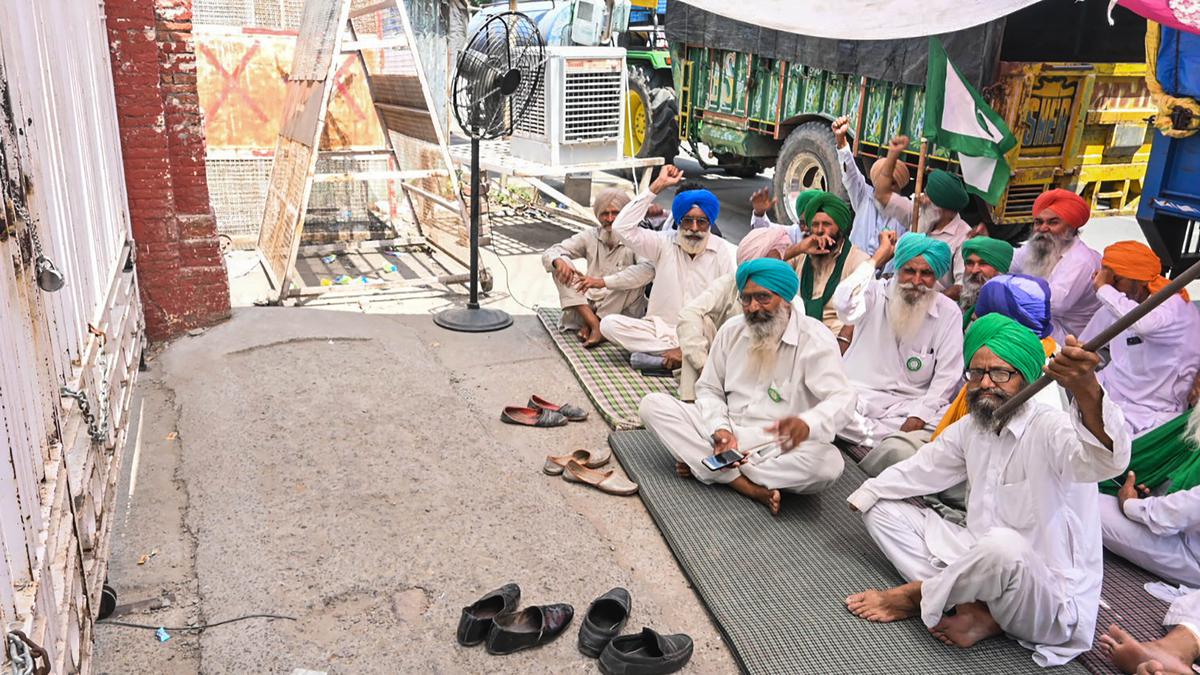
[[800, 241, 853, 321], [962, 304, 975, 332], [1099, 409, 1200, 495]]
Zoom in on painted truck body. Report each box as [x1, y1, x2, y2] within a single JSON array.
[[670, 8, 1154, 227]]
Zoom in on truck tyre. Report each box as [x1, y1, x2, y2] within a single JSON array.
[[772, 121, 846, 224], [625, 66, 679, 165]]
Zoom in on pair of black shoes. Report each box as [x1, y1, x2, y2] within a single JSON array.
[[455, 583, 573, 655], [458, 583, 693, 674]]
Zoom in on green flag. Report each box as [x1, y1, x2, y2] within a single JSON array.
[[924, 37, 1017, 205]]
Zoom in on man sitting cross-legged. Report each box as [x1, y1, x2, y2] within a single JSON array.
[[640, 258, 857, 516], [599, 165, 737, 372], [845, 314, 1131, 667], [675, 227, 792, 401], [542, 188, 654, 347], [1098, 407, 1200, 674], [832, 233, 964, 448]]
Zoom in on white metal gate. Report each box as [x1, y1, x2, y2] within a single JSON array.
[[0, 1, 143, 673]]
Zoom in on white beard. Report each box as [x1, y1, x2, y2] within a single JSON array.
[[1188, 406, 1200, 449], [959, 273, 985, 311], [1024, 231, 1072, 279], [677, 228, 709, 256], [745, 305, 790, 378], [598, 226, 618, 248], [918, 203, 945, 233], [886, 279, 936, 342]]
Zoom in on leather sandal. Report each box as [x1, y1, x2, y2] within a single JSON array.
[[528, 395, 589, 422], [543, 449, 609, 475], [485, 603, 574, 655], [501, 406, 567, 427], [456, 583, 520, 646], [563, 459, 639, 496]]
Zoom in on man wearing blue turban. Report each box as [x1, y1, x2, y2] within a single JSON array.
[[597, 165, 738, 372], [640, 258, 857, 515], [830, 233, 964, 448]]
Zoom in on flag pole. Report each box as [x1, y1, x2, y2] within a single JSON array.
[[992, 257, 1200, 418], [911, 137, 929, 232]]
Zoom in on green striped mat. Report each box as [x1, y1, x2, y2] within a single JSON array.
[[536, 307, 678, 430]]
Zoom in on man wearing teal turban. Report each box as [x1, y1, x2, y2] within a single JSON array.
[[873, 135, 974, 294], [830, 230, 964, 448], [640, 258, 858, 515], [846, 314, 1131, 664]]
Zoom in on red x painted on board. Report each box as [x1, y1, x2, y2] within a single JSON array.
[[198, 42, 269, 123], [331, 56, 368, 121]]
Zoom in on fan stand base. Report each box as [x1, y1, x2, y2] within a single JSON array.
[[433, 306, 513, 333]]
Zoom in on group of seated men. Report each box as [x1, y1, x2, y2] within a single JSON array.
[[540, 118, 1200, 672]]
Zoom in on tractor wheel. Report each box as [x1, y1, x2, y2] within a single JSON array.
[[625, 66, 679, 165], [772, 121, 846, 224]]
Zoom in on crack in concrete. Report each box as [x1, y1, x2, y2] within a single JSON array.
[[223, 336, 373, 357]]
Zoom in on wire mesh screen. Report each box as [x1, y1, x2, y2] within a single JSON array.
[[194, 0, 305, 30], [207, 155, 417, 246]]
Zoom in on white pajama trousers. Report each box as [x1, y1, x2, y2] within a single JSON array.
[[554, 277, 646, 330], [1098, 494, 1200, 588], [639, 392, 843, 494], [862, 500, 1077, 649], [1165, 590, 1200, 645], [599, 315, 679, 354]]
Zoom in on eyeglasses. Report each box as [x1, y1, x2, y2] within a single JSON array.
[[964, 367, 1020, 384], [739, 291, 776, 306], [679, 216, 710, 229]]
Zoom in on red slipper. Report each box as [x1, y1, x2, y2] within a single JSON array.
[[501, 406, 568, 427], [528, 395, 589, 422]]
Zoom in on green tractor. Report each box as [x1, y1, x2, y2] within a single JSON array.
[[479, 0, 678, 165]]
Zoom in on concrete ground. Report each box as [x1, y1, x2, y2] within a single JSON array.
[[94, 157, 1192, 674]]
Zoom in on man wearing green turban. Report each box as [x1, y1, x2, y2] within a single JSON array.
[[958, 236, 1015, 329], [640, 258, 858, 516], [846, 315, 1131, 664], [873, 135, 974, 296]]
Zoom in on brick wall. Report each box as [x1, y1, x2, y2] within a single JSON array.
[[105, 0, 230, 341]]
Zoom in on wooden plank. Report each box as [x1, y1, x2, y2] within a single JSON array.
[[349, 0, 394, 18], [312, 168, 446, 183], [341, 38, 406, 52], [401, 182, 460, 213], [296, 236, 426, 255], [375, 102, 440, 143]]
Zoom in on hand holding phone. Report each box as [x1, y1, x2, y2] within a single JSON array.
[[702, 449, 744, 472]]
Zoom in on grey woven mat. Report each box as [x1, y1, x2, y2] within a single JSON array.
[[611, 429, 1088, 675]]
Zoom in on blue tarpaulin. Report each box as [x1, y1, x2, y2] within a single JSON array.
[[1158, 26, 1200, 99]]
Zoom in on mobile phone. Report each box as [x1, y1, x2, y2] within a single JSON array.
[[702, 449, 744, 471]]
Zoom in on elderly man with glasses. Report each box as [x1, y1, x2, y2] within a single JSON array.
[[599, 165, 738, 373]]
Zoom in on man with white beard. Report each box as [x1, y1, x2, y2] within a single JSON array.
[[957, 236, 1014, 329], [1010, 189, 1102, 343], [542, 188, 654, 347], [640, 258, 857, 515], [832, 233, 964, 448], [845, 314, 1130, 667], [599, 165, 737, 372], [874, 135, 973, 297]]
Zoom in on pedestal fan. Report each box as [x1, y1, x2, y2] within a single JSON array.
[[434, 12, 545, 332]]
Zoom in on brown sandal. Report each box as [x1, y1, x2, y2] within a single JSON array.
[[563, 459, 639, 496], [543, 449, 609, 475]]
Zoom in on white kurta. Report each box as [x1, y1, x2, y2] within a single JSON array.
[[600, 190, 738, 353], [676, 273, 740, 401], [880, 193, 971, 288], [639, 308, 858, 493], [832, 262, 965, 446], [541, 227, 653, 328], [1100, 486, 1200, 587], [839, 145, 907, 274], [849, 396, 1132, 666], [1011, 236, 1102, 344], [1080, 287, 1200, 437]]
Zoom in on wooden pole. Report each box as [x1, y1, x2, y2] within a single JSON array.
[[852, 77, 868, 156], [911, 138, 929, 232], [992, 257, 1200, 418]]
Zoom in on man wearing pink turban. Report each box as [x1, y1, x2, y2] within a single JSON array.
[[1010, 189, 1103, 343], [675, 228, 792, 399]]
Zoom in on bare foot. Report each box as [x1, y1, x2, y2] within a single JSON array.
[[728, 476, 782, 516], [582, 330, 605, 348], [1136, 658, 1192, 675], [1100, 624, 1198, 675], [846, 583, 921, 623], [577, 326, 590, 341], [661, 347, 683, 370], [929, 602, 1002, 648], [676, 462, 692, 478]]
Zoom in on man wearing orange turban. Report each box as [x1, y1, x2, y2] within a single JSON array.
[[1011, 189, 1103, 343], [1081, 240, 1200, 438]]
